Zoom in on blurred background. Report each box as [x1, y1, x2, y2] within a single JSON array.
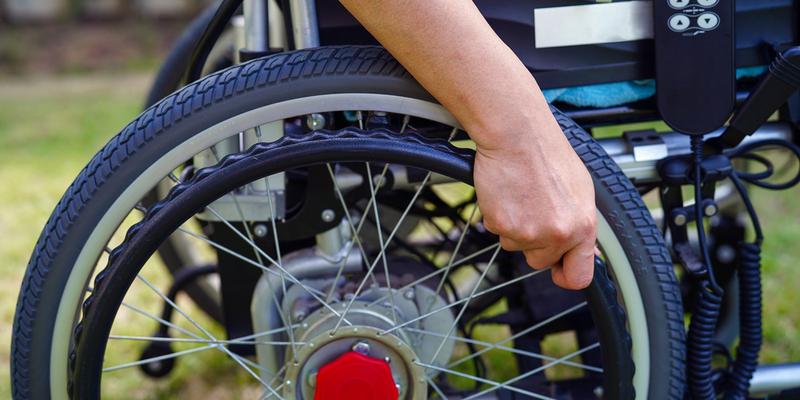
[[0, 1, 214, 397], [0, 1, 799, 399]]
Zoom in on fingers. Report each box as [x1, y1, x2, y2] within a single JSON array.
[[557, 240, 596, 289]]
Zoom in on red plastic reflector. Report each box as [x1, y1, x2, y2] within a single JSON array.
[[314, 351, 399, 400]]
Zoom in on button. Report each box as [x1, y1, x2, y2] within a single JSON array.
[[669, 0, 690, 9], [668, 14, 691, 32], [697, 12, 720, 30], [697, 0, 719, 6]]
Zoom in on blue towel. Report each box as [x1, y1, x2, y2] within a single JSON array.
[[543, 66, 767, 108]]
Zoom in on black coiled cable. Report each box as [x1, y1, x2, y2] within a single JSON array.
[[687, 136, 726, 400]]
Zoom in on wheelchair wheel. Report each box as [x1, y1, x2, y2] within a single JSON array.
[[12, 46, 684, 399]]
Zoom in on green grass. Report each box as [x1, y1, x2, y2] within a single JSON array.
[[0, 74, 799, 397]]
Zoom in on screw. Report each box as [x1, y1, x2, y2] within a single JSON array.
[[352, 341, 370, 355], [321, 209, 336, 223], [384, 356, 391, 363], [673, 212, 688, 226], [253, 224, 268, 237], [594, 386, 604, 398], [704, 203, 718, 217], [306, 113, 326, 130]]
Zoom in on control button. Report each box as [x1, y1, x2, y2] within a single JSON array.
[[697, 12, 720, 30], [668, 14, 691, 32], [697, 0, 719, 7], [668, 0, 690, 9]]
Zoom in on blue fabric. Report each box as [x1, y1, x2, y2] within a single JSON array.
[[542, 66, 767, 108]]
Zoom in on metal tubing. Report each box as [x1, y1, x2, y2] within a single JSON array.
[[288, 0, 319, 49], [243, 0, 269, 51], [599, 122, 794, 184], [749, 363, 800, 396]]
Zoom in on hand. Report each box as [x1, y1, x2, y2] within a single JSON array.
[[474, 122, 597, 290]]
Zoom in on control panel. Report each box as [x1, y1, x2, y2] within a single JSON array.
[[654, 0, 735, 135]]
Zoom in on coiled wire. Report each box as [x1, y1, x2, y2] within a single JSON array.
[[688, 136, 798, 399]]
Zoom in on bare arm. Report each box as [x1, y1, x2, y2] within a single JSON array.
[[340, 0, 597, 289]]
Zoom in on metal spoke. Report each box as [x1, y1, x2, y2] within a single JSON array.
[[202, 207, 346, 322], [117, 299, 204, 340], [429, 245, 501, 363], [332, 171, 433, 333], [365, 162, 400, 324], [415, 360, 555, 400], [462, 343, 601, 400], [448, 302, 588, 369], [427, 205, 478, 311], [323, 161, 391, 300], [136, 274, 216, 341], [176, 225, 349, 323], [380, 267, 549, 336], [219, 345, 284, 399], [404, 327, 602, 373], [103, 344, 216, 373], [108, 325, 300, 346], [367, 242, 502, 307]]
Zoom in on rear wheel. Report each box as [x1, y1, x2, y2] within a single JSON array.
[[11, 46, 684, 399]]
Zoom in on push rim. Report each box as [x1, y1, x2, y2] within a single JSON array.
[[48, 93, 650, 399]]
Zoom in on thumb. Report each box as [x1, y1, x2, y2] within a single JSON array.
[[555, 240, 595, 289]]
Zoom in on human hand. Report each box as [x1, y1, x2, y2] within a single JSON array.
[[474, 123, 597, 290]]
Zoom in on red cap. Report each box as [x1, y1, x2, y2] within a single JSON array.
[[314, 351, 399, 400]]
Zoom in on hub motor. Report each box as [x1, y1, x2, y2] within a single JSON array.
[[254, 253, 457, 399]]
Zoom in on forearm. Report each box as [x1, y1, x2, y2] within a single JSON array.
[[339, 0, 557, 151]]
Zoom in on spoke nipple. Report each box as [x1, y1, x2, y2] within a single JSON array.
[[321, 209, 336, 223], [352, 341, 370, 355], [306, 113, 326, 131], [253, 224, 268, 238]]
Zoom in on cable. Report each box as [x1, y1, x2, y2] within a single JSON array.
[[687, 136, 725, 400]]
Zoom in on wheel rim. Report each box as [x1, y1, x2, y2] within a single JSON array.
[[49, 94, 650, 399]]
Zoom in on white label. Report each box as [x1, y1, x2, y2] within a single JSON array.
[[534, 1, 654, 48]]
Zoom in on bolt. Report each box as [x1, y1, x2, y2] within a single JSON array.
[[253, 224, 268, 237], [704, 203, 718, 217], [321, 209, 336, 223], [306, 113, 326, 130], [352, 341, 370, 355], [673, 212, 688, 226], [384, 356, 391, 363], [403, 290, 415, 300]]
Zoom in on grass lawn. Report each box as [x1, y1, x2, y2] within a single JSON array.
[[0, 73, 799, 398]]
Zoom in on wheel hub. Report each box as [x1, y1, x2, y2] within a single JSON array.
[[284, 325, 427, 400], [314, 346, 398, 400]]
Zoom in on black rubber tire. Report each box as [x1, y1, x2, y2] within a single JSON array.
[[140, 0, 235, 324], [11, 46, 685, 399]]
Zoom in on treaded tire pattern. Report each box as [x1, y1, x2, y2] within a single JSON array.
[[552, 108, 686, 399], [11, 46, 684, 399]]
